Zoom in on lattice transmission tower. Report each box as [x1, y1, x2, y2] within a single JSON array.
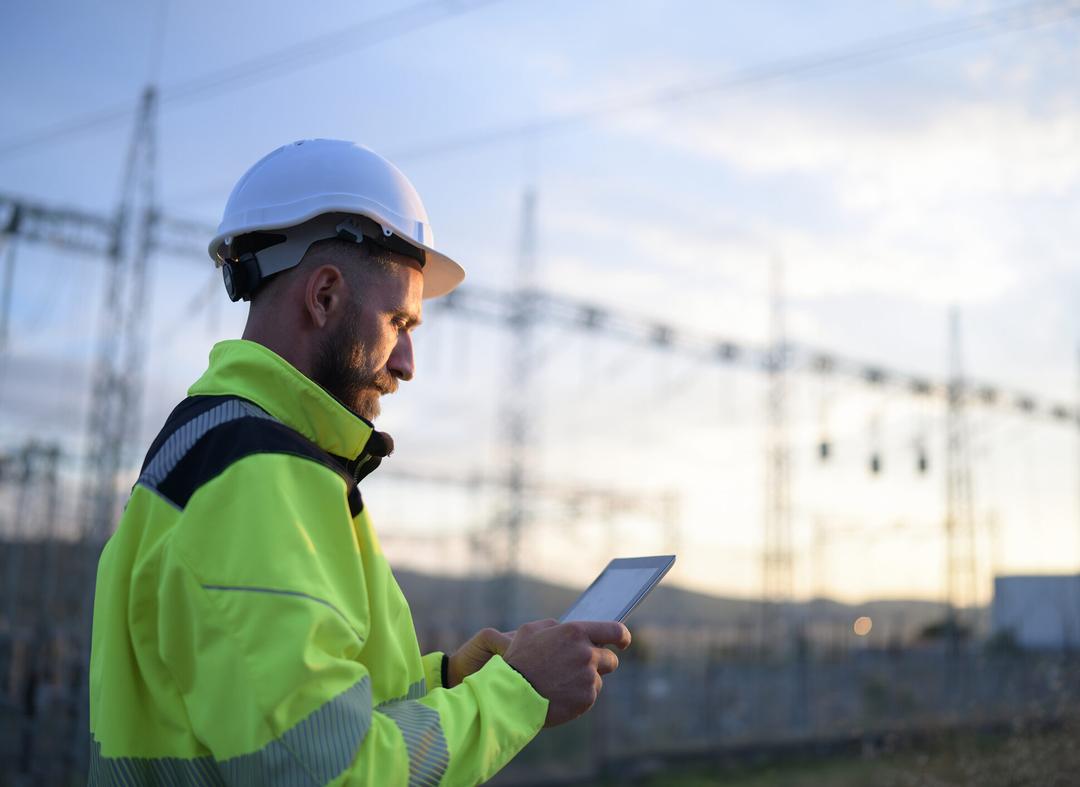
[[762, 257, 793, 653], [78, 86, 158, 545], [72, 85, 159, 769], [496, 187, 539, 629], [945, 308, 978, 644]]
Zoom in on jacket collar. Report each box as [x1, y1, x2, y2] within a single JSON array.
[[188, 339, 387, 465]]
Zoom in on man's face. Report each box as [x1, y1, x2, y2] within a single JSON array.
[[312, 258, 423, 422]]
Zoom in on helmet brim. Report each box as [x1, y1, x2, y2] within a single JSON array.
[[420, 249, 465, 299]]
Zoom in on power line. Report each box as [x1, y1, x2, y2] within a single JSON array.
[[163, 0, 1080, 208], [3, 187, 1079, 426], [435, 284, 1080, 425], [390, 0, 1080, 161], [163, 0, 508, 106], [0, 0, 510, 161]]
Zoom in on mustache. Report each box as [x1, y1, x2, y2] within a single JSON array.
[[373, 373, 398, 395]]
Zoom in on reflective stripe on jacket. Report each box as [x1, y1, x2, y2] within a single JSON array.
[[89, 339, 547, 786]]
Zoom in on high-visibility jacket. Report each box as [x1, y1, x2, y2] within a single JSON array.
[[89, 339, 548, 786]]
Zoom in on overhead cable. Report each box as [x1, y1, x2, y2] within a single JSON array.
[[0, 0, 509, 161], [391, 0, 1080, 161], [165, 0, 1080, 205]]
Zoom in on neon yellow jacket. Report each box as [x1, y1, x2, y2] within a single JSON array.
[[89, 339, 547, 786]]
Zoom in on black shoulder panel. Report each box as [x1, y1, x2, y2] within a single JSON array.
[[139, 395, 363, 517], [140, 395, 232, 475]]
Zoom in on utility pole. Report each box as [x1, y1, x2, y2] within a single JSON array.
[[1, 440, 61, 780], [3, 443, 61, 634], [0, 235, 15, 353], [1075, 344, 1080, 651], [661, 491, 682, 555], [497, 187, 539, 629], [945, 308, 977, 668], [762, 256, 793, 655], [0, 233, 15, 405]]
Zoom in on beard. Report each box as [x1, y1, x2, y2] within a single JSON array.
[[312, 304, 397, 422]]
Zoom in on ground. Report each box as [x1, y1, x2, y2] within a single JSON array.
[[598, 721, 1080, 787]]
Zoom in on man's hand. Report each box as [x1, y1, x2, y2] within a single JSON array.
[[503, 619, 631, 728], [447, 627, 513, 688]]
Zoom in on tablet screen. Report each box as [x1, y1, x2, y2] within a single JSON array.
[[561, 556, 675, 623], [563, 568, 657, 621]]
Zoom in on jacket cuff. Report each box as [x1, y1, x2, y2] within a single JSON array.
[[421, 651, 446, 690], [463, 655, 548, 739]]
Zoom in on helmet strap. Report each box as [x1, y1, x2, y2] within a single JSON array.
[[222, 213, 428, 301]]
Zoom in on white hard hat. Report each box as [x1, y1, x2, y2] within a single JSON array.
[[208, 139, 464, 300]]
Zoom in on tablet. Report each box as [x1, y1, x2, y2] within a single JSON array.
[[560, 555, 676, 623]]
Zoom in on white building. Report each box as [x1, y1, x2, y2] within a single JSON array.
[[991, 574, 1080, 650]]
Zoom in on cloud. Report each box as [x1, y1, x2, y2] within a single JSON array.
[[543, 188, 1021, 308], [621, 90, 1080, 197], [532, 79, 1080, 309]]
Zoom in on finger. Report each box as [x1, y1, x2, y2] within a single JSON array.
[[595, 647, 619, 676], [521, 618, 559, 633], [577, 621, 632, 649], [511, 619, 558, 645], [481, 628, 513, 654]]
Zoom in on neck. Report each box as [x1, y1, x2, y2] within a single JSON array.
[[242, 311, 316, 380]]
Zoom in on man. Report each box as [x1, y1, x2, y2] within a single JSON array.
[[88, 139, 630, 786]]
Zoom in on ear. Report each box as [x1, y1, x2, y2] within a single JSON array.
[[303, 264, 346, 329]]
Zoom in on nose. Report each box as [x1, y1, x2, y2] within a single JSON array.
[[388, 330, 414, 382]]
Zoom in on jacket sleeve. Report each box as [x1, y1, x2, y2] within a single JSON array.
[[421, 651, 446, 693], [155, 452, 547, 786]]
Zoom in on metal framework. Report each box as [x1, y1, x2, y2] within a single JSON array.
[[2, 156, 1078, 656], [433, 286, 1080, 426], [1, 441, 62, 632], [495, 188, 539, 628], [945, 309, 978, 640], [78, 86, 158, 545], [762, 258, 793, 652]]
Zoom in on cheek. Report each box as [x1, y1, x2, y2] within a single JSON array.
[[353, 330, 397, 372], [344, 316, 385, 366], [378, 327, 402, 360]]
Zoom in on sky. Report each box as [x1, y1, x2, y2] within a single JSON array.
[[0, 0, 1078, 606]]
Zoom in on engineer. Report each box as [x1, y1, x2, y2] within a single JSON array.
[[88, 139, 631, 786]]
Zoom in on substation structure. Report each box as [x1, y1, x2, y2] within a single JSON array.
[[1, 84, 1080, 779]]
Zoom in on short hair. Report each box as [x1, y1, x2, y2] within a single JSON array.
[[250, 237, 396, 305], [304, 237, 398, 287]]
